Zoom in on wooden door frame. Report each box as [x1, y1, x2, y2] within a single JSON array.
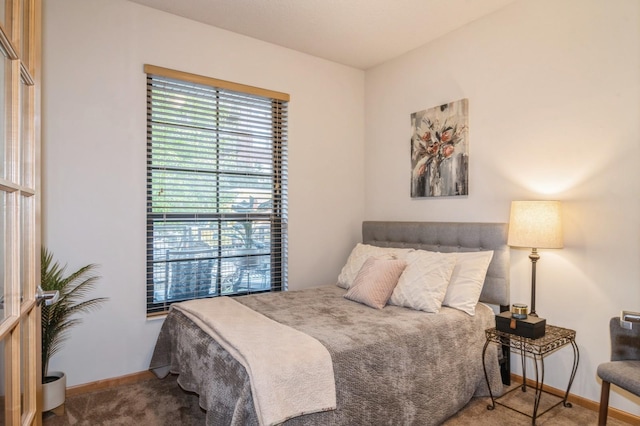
[[0, 0, 41, 424]]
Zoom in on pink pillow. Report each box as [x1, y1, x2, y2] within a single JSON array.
[[344, 256, 407, 309]]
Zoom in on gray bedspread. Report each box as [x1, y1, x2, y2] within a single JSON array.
[[150, 285, 503, 425]]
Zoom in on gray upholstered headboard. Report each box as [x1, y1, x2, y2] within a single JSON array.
[[362, 221, 510, 308]]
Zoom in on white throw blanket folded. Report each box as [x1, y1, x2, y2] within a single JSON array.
[[173, 297, 337, 426]]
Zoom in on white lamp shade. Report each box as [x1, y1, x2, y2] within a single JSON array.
[[507, 201, 563, 249]]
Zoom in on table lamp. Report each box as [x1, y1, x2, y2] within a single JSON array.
[[507, 201, 563, 317]]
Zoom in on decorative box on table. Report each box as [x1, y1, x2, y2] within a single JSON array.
[[495, 311, 546, 339]]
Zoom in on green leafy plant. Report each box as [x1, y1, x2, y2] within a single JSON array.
[[41, 247, 108, 381]]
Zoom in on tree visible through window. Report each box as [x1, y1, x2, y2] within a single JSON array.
[[144, 65, 289, 315]]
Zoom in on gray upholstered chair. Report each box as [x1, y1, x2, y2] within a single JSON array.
[[597, 316, 640, 425]]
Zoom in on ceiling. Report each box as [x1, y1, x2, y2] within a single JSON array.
[[127, 0, 517, 70]]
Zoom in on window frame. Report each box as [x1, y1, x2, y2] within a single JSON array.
[[144, 65, 289, 316]]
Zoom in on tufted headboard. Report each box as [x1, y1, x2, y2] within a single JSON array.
[[362, 221, 510, 308]]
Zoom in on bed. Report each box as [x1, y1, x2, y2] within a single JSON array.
[[149, 221, 510, 425]]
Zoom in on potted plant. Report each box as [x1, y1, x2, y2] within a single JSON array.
[[40, 247, 108, 412]]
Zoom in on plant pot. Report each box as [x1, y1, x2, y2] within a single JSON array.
[[42, 371, 66, 412]]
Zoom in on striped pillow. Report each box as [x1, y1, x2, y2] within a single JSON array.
[[388, 250, 457, 313], [344, 256, 407, 309]]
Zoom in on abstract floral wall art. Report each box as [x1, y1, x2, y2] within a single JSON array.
[[410, 99, 469, 197]]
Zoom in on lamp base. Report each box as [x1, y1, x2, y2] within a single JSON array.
[[529, 248, 540, 320]]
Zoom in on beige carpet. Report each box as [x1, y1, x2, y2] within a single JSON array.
[[43, 375, 632, 425]]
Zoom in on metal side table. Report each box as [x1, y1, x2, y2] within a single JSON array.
[[482, 324, 579, 425]]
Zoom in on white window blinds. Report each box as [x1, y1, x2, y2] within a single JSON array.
[[145, 65, 288, 315]]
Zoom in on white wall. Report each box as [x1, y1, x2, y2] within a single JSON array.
[[42, 0, 365, 386], [365, 0, 639, 415]]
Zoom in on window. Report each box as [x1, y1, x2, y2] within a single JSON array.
[[145, 65, 288, 315]]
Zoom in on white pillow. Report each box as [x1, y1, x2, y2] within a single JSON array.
[[388, 250, 457, 313], [442, 251, 494, 316], [344, 256, 407, 309], [337, 243, 414, 289]]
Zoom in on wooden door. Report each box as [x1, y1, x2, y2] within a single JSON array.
[[0, 0, 41, 424]]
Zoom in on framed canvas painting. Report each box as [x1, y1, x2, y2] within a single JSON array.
[[410, 98, 469, 197]]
